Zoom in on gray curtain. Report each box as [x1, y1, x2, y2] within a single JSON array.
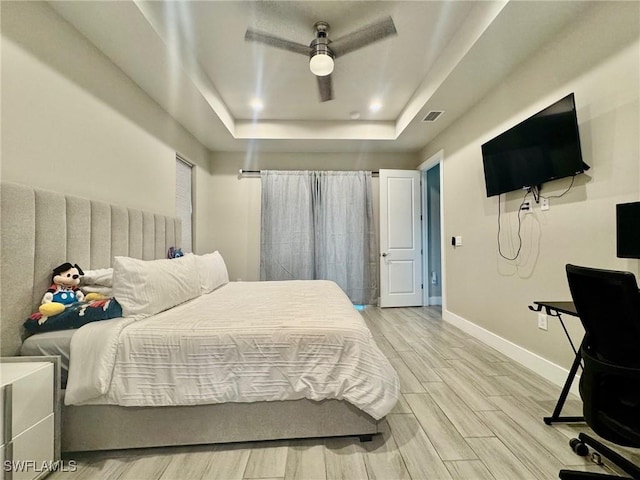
[[314, 171, 377, 305], [260, 170, 377, 304], [260, 171, 315, 280]]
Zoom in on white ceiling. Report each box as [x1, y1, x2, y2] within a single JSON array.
[[48, 0, 592, 154]]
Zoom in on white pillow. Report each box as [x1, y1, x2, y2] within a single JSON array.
[[193, 251, 229, 294], [112, 255, 201, 317], [81, 267, 114, 287], [81, 285, 113, 297], [80, 267, 114, 296]]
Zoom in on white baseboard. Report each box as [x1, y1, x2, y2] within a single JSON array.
[[442, 309, 580, 397]]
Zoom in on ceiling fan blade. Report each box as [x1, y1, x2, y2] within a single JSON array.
[[244, 29, 310, 56], [329, 16, 397, 57], [317, 74, 334, 102]]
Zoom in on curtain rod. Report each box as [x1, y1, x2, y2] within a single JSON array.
[[239, 169, 379, 177]]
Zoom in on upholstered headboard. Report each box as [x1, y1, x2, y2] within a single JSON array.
[[0, 182, 182, 355]]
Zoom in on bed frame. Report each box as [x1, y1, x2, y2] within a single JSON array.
[[0, 182, 379, 452]]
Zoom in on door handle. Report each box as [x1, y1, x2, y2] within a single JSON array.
[[381, 252, 389, 257]]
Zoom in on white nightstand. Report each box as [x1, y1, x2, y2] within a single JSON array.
[[1, 357, 61, 480]]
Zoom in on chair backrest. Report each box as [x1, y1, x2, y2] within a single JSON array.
[[566, 264, 640, 367]]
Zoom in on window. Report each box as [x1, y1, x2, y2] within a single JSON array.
[[175, 154, 193, 253]]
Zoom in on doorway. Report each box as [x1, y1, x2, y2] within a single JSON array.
[[420, 150, 443, 306], [378, 154, 443, 309]]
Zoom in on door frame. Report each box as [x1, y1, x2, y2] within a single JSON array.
[[418, 150, 444, 308]]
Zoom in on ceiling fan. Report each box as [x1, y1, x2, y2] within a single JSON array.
[[245, 17, 397, 102]]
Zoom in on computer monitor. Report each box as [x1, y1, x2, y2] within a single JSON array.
[[616, 201, 640, 259]]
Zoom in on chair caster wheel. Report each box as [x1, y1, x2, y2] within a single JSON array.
[[570, 438, 589, 456]]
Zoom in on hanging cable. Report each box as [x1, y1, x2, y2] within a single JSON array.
[[497, 189, 530, 261], [540, 175, 576, 199], [531, 185, 540, 203]]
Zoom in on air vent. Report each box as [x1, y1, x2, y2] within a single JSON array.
[[422, 110, 444, 122]]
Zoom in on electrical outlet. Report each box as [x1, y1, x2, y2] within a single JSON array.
[[521, 201, 533, 214], [541, 197, 550, 211], [537, 313, 548, 331]]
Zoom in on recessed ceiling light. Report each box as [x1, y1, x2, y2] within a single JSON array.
[[369, 101, 382, 113], [250, 99, 264, 111]]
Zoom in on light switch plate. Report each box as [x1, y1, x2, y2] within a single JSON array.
[[538, 313, 548, 330]]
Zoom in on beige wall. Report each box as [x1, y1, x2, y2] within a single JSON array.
[[420, 2, 640, 371], [4, 1, 638, 379], [206, 152, 419, 281], [0, 1, 419, 280], [1, 1, 214, 252]]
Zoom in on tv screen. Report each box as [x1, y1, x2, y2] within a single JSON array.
[[617, 201, 640, 259], [481, 93, 587, 197]]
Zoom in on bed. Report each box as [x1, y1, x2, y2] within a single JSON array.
[[0, 182, 399, 452]]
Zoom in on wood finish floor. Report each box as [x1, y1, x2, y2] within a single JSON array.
[[51, 306, 639, 479]]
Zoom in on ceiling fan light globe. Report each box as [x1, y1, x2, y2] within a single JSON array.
[[309, 53, 334, 76]]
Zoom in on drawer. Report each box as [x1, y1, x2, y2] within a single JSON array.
[[12, 414, 54, 480], [10, 365, 53, 439]]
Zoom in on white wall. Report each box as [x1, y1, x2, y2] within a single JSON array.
[[206, 152, 419, 281], [420, 2, 640, 372], [1, 1, 214, 252]]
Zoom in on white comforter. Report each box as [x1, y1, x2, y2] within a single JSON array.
[[65, 280, 399, 419]]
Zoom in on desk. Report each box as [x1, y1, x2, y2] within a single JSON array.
[[529, 301, 584, 425]]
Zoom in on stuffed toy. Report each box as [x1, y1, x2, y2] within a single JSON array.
[[168, 247, 184, 259], [39, 263, 85, 321]]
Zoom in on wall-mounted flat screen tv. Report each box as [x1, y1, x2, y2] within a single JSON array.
[[481, 93, 588, 197], [616, 201, 640, 259]]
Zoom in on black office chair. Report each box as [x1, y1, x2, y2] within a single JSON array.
[[559, 264, 640, 480]]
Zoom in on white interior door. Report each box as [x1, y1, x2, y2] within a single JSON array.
[[379, 169, 422, 307]]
